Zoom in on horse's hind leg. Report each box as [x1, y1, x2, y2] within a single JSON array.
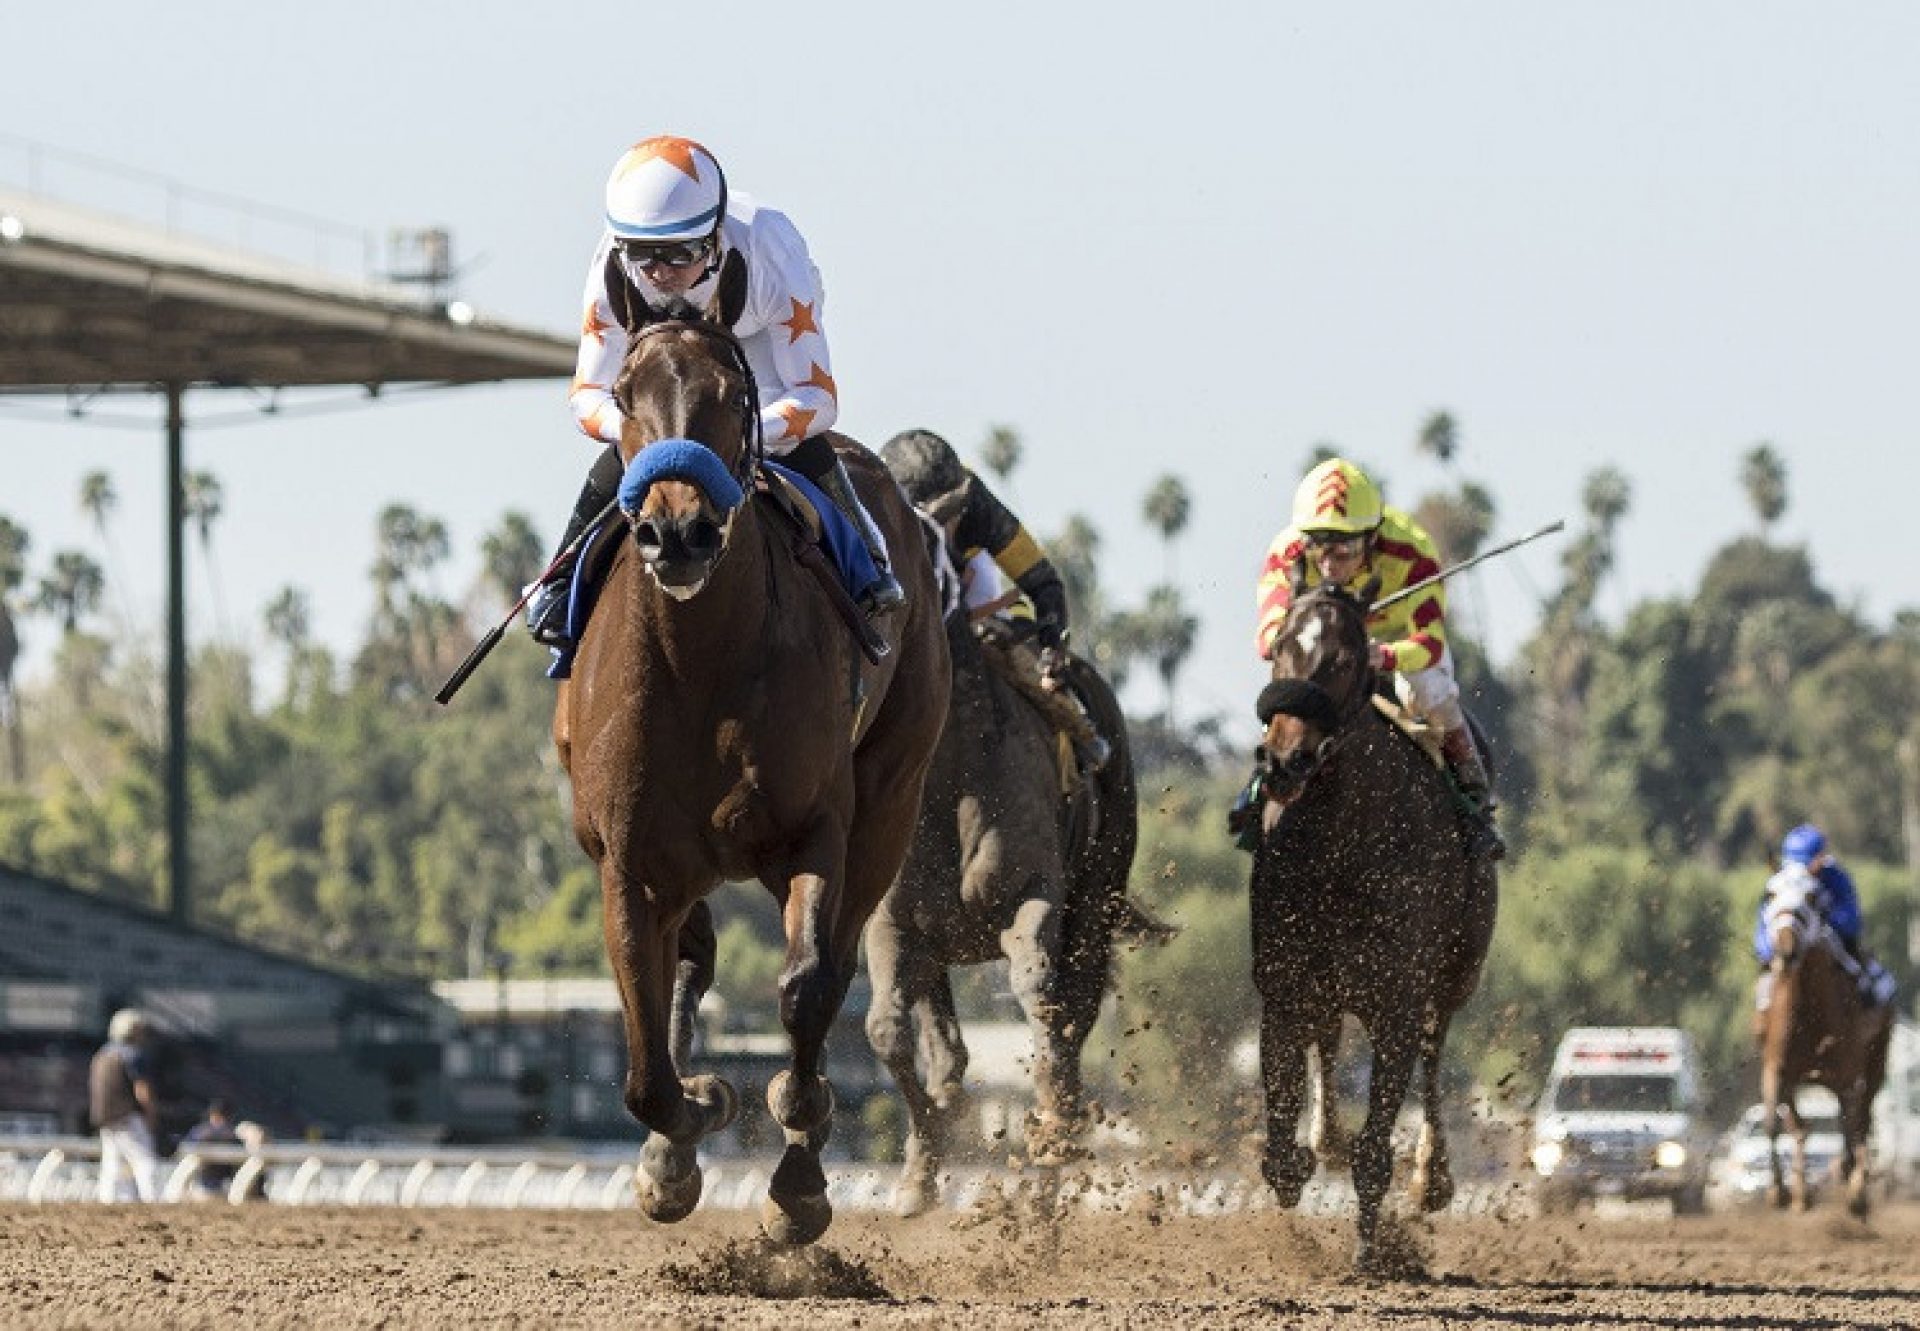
[[863, 904, 950, 1217], [1841, 1084, 1873, 1219], [1307, 1019, 1350, 1170], [1002, 890, 1086, 1165], [1408, 1006, 1455, 1213]]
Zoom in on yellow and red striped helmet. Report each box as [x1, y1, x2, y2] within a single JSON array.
[[1291, 458, 1383, 536]]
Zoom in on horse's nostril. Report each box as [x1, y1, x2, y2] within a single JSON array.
[[633, 520, 664, 557], [686, 518, 722, 557]]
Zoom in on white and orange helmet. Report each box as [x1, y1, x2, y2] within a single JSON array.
[[604, 136, 727, 242]]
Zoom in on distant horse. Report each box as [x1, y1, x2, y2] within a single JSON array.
[[1247, 575, 1498, 1272], [1758, 863, 1891, 1217], [554, 305, 949, 1246], [864, 602, 1140, 1215]]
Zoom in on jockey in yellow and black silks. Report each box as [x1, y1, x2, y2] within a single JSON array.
[[1253, 457, 1503, 861]]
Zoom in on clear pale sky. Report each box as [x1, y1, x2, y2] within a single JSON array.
[[6, 2, 1918, 731]]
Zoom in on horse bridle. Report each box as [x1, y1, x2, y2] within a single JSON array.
[[622, 318, 766, 496], [1259, 591, 1376, 801]]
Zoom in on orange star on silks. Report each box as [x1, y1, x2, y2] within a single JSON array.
[[773, 401, 817, 440], [779, 297, 819, 345], [801, 361, 837, 401], [612, 136, 707, 183], [581, 301, 612, 346]]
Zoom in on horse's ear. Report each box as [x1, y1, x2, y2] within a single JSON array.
[[1288, 556, 1308, 597], [707, 248, 748, 329], [1359, 574, 1382, 606]]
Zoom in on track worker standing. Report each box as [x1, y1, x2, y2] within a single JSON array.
[[525, 135, 903, 647], [1253, 457, 1503, 861], [90, 1008, 161, 1203]]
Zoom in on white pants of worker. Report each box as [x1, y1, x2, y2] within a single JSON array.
[[1394, 643, 1466, 732], [97, 1115, 159, 1202]]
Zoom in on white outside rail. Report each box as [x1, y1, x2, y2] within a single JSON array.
[[0, 1132, 1525, 1217]]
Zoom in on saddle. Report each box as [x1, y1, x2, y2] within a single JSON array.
[[542, 464, 884, 681], [1369, 693, 1445, 769]]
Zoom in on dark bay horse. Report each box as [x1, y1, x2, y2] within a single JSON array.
[[864, 604, 1139, 1215], [554, 308, 949, 1246], [1758, 863, 1891, 1216], [1248, 576, 1498, 1272]]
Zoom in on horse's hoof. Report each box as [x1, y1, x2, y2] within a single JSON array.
[[895, 1177, 936, 1219], [1767, 1186, 1789, 1210], [760, 1190, 834, 1246], [1261, 1144, 1315, 1208], [1419, 1169, 1455, 1213], [685, 1074, 740, 1133], [635, 1160, 703, 1223], [767, 1069, 835, 1141]]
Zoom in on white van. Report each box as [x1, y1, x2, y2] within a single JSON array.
[[1529, 1026, 1711, 1214]]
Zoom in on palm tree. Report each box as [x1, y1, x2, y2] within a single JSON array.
[[0, 516, 28, 780], [1581, 466, 1632, 537], [183, 469, 229, 636], [1740, 443, 1788, 535], [979, 425, 1023, 487], [480, 511, 544, 604], [1303, 441, 1342, 473], [35, 550, 105, 634], [1417, 410, 1459, 467], [263, 586, 311, 652], [1141, 474, 1191, 583], [1137, 584, 1198, 727], [78, 469, 137, 632]]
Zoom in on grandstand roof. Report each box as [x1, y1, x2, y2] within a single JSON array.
[[0, 187, 573, 389]]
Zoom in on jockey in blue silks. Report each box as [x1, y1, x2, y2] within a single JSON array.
[[1753, 823, 1862, 965]]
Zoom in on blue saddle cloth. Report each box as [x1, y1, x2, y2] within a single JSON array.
[[545, 463, 881, 680]]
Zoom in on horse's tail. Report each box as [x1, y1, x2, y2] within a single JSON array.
[[1061, 658, 1150, 950]]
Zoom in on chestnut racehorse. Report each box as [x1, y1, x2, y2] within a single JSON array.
[[1758, 863, 1891, 1216], [554, 305, 948, 1245], [1247, 576, 1498, 1272]]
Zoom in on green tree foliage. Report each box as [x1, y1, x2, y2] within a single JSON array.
[[978, 425, 1023, 486], [34, 551, 104, 634], [1740, 442, 1789, 533]]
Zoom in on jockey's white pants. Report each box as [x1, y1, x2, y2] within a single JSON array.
[[97, 1115, 159, 1202], [1393, 643, 1466, 733]]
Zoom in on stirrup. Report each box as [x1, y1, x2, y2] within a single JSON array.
[[860, 568, 907, 618]]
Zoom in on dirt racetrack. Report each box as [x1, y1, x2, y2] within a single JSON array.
[[5, 1199, 1919, 1329]]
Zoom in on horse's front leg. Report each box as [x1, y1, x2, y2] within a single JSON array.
[[1353, 1016, 1420, 1275], [604, 879, 737, 1223], [762, 817, 851, 1245], [1256, 996, 1317, 1207], [1786, 1099, 1811, 1211]]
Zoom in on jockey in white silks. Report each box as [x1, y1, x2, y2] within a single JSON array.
[[526, 135, 903, 647]]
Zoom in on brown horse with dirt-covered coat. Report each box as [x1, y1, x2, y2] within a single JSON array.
[[1247, 573, 1498, 1273], [554, 301, 948, 1246]]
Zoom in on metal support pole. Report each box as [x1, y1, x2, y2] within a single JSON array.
[[165, 383, 190, 923]]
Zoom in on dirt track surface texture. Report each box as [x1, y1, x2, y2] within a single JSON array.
[[5, 1200, 1919, 1329]]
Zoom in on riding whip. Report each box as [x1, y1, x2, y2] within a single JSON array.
[[433, 496, 621, 706], [1369, 519, 1566, 614]]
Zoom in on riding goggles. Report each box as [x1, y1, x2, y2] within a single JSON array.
[[1304, 531, 1366, 553], [617, 237, 715, 271]]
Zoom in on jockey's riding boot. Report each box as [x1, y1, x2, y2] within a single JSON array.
[[1228, 759, 1268, 852], [526, 446, 622, 646], [811, 455, 907, 619], [1440, 726, 1506, 862]]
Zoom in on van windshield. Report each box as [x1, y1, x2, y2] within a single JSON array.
[[1552, 1074, 1681, 1113]]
